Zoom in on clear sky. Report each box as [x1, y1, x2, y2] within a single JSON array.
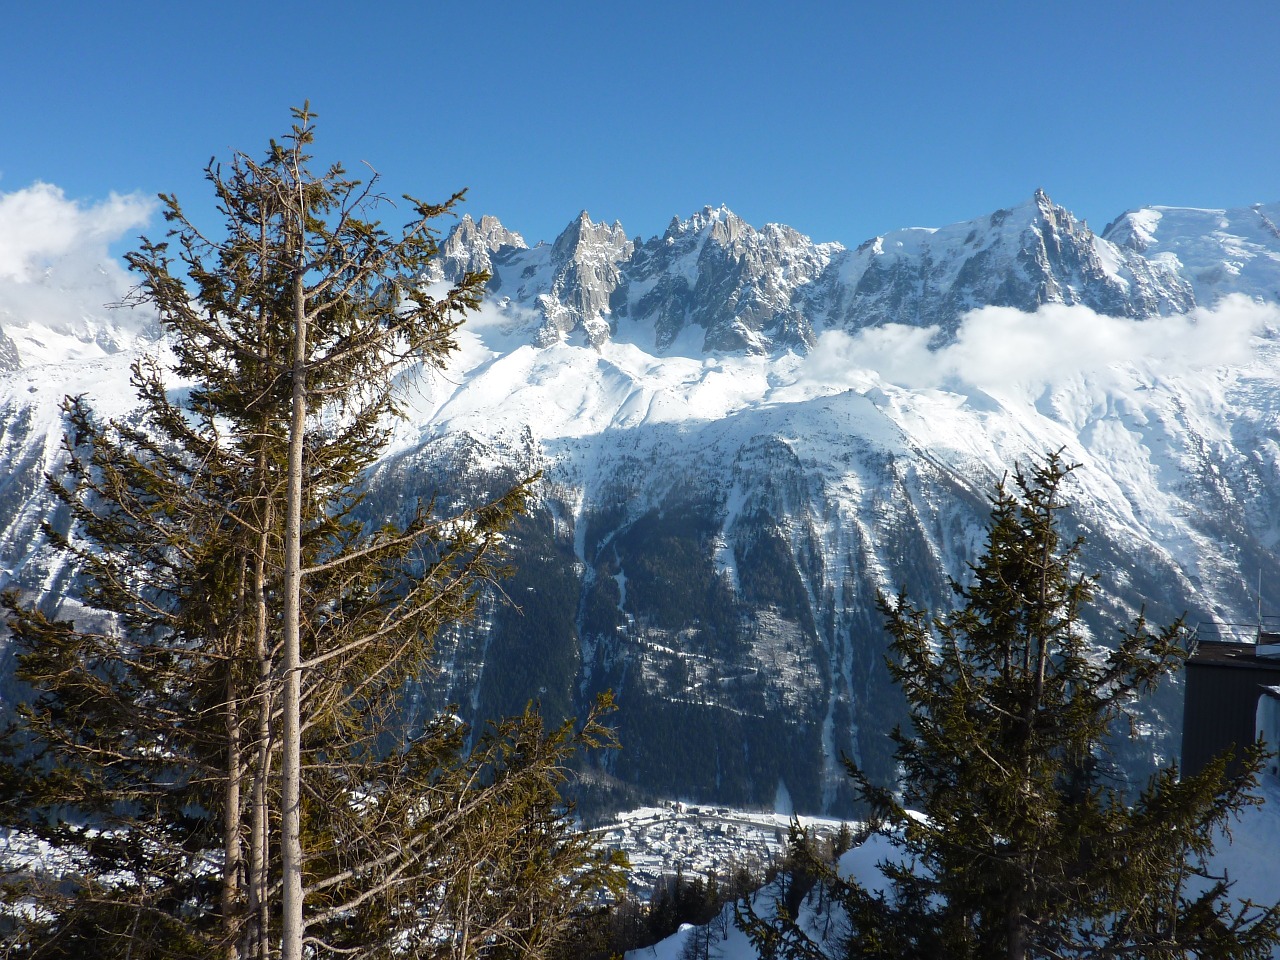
[[3, 1, 1278, 251]]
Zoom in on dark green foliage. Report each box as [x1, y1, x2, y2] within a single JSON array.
[[476, 510, 582, 725], [612, 504, 734, 635], [735, 516, 816, 636], [611, 667, 823, 810], [570, 493, 836, 811], [741, 453, 1280, 959], [0, 384, 267, 956], [579, 571, 625, 640], [0, 107, 624, 960]]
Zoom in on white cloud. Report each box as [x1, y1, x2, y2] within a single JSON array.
[[0, 183, 157, 359], [0, 182, 154, 283], [802, 295, 1279, 392]]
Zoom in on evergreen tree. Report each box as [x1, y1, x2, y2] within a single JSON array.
[[0, 106, 624, 959], [741, 453, 1280, 959]]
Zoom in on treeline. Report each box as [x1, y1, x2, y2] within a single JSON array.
[[560, 857, 768, 959]]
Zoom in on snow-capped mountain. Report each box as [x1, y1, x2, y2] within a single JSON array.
[[2, 191, 1279, 816], [1102, 201, 1280, 305], [814, 189, 1196, 332], [429, 190, 1198, 357]]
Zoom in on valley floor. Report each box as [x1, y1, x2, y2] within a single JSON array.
[[616, 776, 1280, 960], [591, 802, 848, 897]]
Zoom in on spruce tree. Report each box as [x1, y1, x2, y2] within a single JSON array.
[[0, 106, 624, 960], [741, 453, 1280, 959]]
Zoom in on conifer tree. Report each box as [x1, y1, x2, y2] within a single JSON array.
[[0, 106, 624, 960], [741, 453, 1280, 959]]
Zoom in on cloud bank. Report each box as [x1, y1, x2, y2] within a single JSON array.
[[0, 182, 154, 283], [0, 183, 156, 352], [802, 296, 1279, 393]]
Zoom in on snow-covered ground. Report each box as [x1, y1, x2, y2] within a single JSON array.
[[1205, 776, 1280, 927]]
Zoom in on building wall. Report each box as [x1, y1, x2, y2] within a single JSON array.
[[1181, 654, 1280, 777]]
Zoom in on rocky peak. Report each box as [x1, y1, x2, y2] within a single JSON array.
[[421, 193, 1242, 357], [660, 205, 750, 248], [525, 213, 634, 347], [618, 206, 831, 353], [472, 214, 527, 251], [987, 189, 1088, 243], [695, 205, 749, 246], [429, 213, 526, 282], [1100, 209, 1156, 253], [813, 190, 1195, 334], [551, 211, 630, 263]]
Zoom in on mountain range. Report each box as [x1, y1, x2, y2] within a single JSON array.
[[2, 190, 1279, 815]]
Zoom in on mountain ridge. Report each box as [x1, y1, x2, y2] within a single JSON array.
[[426, 190, 1255, 358], [1, 189, 1279, 814]]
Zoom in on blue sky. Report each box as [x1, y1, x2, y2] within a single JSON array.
[[3, 1, 1277, 251]]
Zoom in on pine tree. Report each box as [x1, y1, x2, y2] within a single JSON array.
[[0, 106, 624, 960], [741, 453, 1280, 959]]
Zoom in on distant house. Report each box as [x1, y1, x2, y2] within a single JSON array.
[[1181, 623, 1280, 778]]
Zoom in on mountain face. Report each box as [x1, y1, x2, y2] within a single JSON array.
[[429, 191, 1198, 357], [1102, 201, 1280, 305], [3, 192, 1280, 816], [813, 190, 1196, 333]]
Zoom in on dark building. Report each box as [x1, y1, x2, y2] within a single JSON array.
[[1181, 628, 1280, 777]]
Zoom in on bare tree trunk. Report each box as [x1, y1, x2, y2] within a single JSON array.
[[246, 234, 274, 960], [280, 269, 308, 960], [1007, 895, 1027, 960], [248, 540, 273, 960], [248, 695, 271, 960], [223, 678, 243, 960], [223, 559, 255, 960]]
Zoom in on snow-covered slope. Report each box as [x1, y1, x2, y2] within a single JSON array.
[[385, 280, 1280, 810], [2, 191, 1279, 814], [625, 779, 1280, 959], [1103, 201, 1280, 306]]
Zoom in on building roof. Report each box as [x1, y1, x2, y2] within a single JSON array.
[[1188, 640, 1280, 671]]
